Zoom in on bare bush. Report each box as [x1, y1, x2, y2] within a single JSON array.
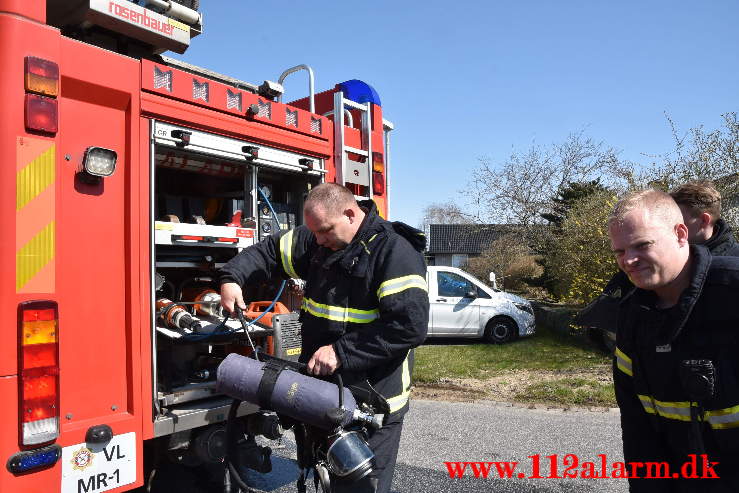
[[465, 234, 542, 291], [611, 112, 739, 194], [419, 201, 474, 237], [466, 131, 623, 228]]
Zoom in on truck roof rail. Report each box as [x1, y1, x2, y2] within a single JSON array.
[[160, 56, 259, 93]]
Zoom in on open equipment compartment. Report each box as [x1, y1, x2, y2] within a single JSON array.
[[149, 119, 319, 435]]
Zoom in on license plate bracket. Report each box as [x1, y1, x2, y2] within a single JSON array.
[[61, 432, 136, 493]]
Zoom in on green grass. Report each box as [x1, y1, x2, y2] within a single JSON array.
[[413, 326, 610, 384], [413, 325, 616, 407], [516, 378, 615, 407]]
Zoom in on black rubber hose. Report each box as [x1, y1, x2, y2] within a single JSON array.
[[225, 399, 252, 493], [336, 374, 344, 409]]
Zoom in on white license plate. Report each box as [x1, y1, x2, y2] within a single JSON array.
[[61, 432, 136, 493]]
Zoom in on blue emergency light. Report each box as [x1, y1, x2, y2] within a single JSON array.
[[337, 80, 381, 107], [6, 445, 61, 474]]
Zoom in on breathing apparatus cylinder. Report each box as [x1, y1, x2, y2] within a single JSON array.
[[216, 353, 358, 431]]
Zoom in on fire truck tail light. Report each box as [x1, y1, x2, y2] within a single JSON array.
[[23, 308, 55, 322], [372, 152, 384, 173], [22, 373, 58, 401], [23, 344, 58, 369], [25, 94, 58, 134], [23, 320, 56, 344], [25, 57, 59, 97], [83, 147, 117, 178], [18, 301, 59, 446], [373, 171, 385, 195], [22, 417, 59, 446]]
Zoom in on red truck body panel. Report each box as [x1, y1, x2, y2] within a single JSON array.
[[0, 2, 390, 490]]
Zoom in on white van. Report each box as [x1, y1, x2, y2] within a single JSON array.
[[425, 266, 536, 343]]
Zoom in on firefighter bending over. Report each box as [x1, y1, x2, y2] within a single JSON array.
[[219, 183, 429, 493], [608, 189, 739, 492]]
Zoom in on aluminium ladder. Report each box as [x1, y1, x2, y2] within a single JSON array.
[[332, 91, 373, 202]]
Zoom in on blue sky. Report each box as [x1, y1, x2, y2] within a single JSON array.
[[178, 1, 738, 227]]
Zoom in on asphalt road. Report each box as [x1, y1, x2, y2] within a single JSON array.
[[240, 399, 628, 493]]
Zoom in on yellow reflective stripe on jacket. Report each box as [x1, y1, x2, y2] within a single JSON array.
[[386, 352, 411, 413], [360, 240, 371, 255], [705, 405, 739, 429], [615, 347, 633, 377], [637, 395, 739, 429], [301, 297, 379, 324], [638, 395, 693, 422], [280, 230, 299, 279], [377, 275, 428, 300]]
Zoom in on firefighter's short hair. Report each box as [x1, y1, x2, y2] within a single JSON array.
[[305, 183, 357, 215], [670, 180, 721, 224], [609, 188, 682, 230]]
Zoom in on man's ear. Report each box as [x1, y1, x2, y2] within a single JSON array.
[[344, 207, 356, 222], [675, 223, 689, 245], [700, 212, 713, 229]]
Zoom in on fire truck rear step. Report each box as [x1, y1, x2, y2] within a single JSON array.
[[154, 399, 258, 437]]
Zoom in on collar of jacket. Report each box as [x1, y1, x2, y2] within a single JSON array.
[[632, 244, 711, 345], [319, 200, 384, 275], [704, 218, 738, 255]]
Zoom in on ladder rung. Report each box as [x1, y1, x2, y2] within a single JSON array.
[[343, 99, 367, 111], [344, 146, 368, 157]]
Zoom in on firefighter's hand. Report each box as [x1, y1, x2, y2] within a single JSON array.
[[307, 345, 342, 376], [220, 282, 246, 316]]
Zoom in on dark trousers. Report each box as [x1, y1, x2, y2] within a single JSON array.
[[332, 416, 404, 493]]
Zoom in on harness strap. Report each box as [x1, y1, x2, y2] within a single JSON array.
[[257, 360, 286, 409]]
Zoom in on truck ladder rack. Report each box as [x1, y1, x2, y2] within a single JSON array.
[[333, 91, 373, 202]]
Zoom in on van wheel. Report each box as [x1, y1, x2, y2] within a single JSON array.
[[484, 316, 517, 344]]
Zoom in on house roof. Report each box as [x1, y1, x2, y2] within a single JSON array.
[[427, 224, 513, 254]]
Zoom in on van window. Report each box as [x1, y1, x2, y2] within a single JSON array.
[[476, 286, 491, 299], [437, 271, 474, 297]]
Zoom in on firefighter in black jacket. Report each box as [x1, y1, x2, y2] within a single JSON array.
[[578, 180, 739, 333], [672, 181, 739, 257], [609, 189, 739, 492], [219, 183, 429, 493]]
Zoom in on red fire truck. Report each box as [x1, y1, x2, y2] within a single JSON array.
[[0, 1, 394, 491]]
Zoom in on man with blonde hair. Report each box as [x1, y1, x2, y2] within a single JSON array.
[[609, 188, 739, 491], [578, 181, 739, 335]]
